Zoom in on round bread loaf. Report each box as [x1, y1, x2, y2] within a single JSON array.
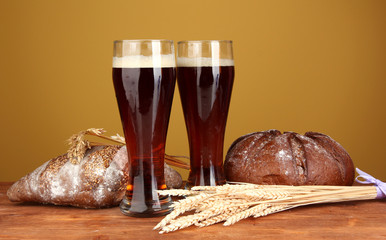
[[224, 130, 355, 186]]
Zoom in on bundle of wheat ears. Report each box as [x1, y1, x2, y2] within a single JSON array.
[[154, 169, 385, 234], [66, 128, 189, 169]]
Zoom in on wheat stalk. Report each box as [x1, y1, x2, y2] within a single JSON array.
[[223, 203, 270, 226], [155, 179, 382, 234], [196, 198, 247, 213], [66, 128, 190, 169], [195, 204, 249, 227], [157, 189, 197, 196], [160, 200, 247, 234], [153, 193, 212, 230]]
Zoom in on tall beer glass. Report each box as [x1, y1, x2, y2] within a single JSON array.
[[177, 40, 234, 187], [112, 40, 175, 217]]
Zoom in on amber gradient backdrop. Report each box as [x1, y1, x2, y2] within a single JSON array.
[[1, 0, 385, 182]]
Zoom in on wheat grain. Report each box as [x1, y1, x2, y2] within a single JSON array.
[[252, 204, 291, 218], [110, 133, 125, 143], [190, 186, 218, 191], [153, 209, 183, 230], [67, 130, 92, 164], [191, 183, 261, 192], [158, 189, 197, 196], [223, 204, 270, 226], [160, 201, 242, 233], [154, 193, 212, 230], [169, 193, 212, 209], [230, 189, 290, 200], [216, 184, 262, 193], [196, 205, 249, 227], [160, 208, 216, 233], [195, 196, 223, 212], [195, 198, 248, 213]]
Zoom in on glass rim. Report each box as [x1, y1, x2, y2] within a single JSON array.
[[177, 40, 233, 44], [113, 39, 174, 44]]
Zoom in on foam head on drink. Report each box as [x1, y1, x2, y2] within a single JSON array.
[[113, 54, 175, 68], [112, 54, 176, 217], [176, 57, 235, 187], [177, 57, 234, 67]]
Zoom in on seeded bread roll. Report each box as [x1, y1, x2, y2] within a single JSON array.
[[7, 145, 182, 208], [224, 130, 355, 186]]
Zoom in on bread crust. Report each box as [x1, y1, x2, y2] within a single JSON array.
[[7, 145, 182, 208], [224, 130, 355, 186]]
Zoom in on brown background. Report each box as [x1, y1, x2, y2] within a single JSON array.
[[0, 0, 385, 181]]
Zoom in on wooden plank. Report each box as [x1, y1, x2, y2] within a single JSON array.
[[0, 182, 385, 239]]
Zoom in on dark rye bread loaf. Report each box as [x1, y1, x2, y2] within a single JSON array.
[[224, 130, 355, 186]]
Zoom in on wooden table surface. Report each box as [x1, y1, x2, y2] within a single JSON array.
[[0, 182, 385, 240]]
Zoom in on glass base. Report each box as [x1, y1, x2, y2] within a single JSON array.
[[186, 166, 226, 188], [185, 175, 226, 189], [119, 195, 172, 218], [184, 180, 227, 190]]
